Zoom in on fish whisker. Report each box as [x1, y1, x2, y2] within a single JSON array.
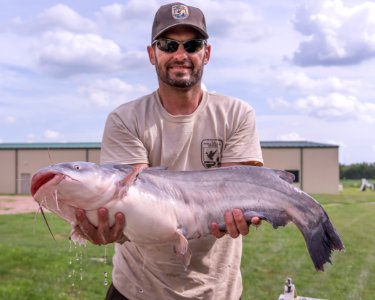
[[33, 204, 40, 236], [39, 205, 56, 241]]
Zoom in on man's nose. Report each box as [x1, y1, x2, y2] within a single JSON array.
[[174, 43, 189, 57]]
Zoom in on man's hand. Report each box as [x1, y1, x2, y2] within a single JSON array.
[[210, 208, 261, 239], [74, 208, 127, 245]]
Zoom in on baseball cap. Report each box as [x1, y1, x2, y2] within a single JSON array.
[[151, 2, 209, 43]]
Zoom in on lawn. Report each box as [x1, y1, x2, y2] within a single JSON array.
[[242, 184, 375, 299], [0, 213, 114, 300], [1, 185, 374, 300]]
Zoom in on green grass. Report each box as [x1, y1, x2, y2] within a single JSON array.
[[1, 186, 375, 299], [0, 213, 114, 300], [341, 178, 375, 189], [241, 186, 375, 299]]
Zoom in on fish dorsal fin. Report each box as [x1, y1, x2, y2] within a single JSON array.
[[274, 169, 295, 184]]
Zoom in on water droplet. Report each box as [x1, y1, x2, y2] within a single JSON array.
[[103, 271, 108, 286]]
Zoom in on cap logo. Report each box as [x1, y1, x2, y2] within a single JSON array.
[[171, 5, 189, 19]]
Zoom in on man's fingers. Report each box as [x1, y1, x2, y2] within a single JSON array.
[[250, 216, 261, 227], [225, 210, 240, 238], [75, 208, 96, 243], [210, 222, 226, 239], [232, 209, 249, 236], [110, 212, 126, 243], [97, 208, 110, 244], [76, 208, 89, 224]]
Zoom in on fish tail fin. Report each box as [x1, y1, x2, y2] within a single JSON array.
[[305, 215, 344, 271]]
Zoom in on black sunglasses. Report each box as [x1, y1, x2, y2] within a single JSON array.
[[153, 38, 207, 53]]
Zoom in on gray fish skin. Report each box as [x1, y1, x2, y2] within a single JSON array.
[[30, 162, 344, 271]]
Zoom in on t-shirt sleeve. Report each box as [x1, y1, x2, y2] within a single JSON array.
[[221, 107, 263, 165], [100, 111, 149, 164]]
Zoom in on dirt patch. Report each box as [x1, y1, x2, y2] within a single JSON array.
[[0, 195, 39, 215]]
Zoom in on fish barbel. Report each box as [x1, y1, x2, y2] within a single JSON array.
[[30, 161, 344, 271]]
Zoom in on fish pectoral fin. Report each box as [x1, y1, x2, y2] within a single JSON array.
[[173, 229, 192, 268]]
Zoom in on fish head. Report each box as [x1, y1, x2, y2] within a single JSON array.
[[30, 161, 134, 222]]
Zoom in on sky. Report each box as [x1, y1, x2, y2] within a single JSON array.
[[0, 0, 374, 164]]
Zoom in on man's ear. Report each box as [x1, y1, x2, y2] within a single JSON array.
[[147, 46, 156, 65], [203, 44, 211, 65]]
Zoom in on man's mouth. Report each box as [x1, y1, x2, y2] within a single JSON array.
[[169, 65, 192, 70], [168, 60, 193, 69]]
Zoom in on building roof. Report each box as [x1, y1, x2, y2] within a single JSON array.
[[0, 142, 101, 150], [0, 141, 338, 150], [260, 141, 339, 148]]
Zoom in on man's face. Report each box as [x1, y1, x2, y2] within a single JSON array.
[[148, 26, 211, 89]]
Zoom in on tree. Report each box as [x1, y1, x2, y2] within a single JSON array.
[[340, 163, 375, 179]]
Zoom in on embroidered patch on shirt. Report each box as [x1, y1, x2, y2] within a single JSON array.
[[201, 139, 223, 168]]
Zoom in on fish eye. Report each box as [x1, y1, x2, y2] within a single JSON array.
[[73, 165, 80, 170]]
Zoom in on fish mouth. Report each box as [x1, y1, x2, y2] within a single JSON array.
[[30, 172, 64, 197]]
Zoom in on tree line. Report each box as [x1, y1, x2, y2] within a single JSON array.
[[340, 162, 375, 179]]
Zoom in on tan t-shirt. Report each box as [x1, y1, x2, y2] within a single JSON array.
[[101, 90, 263, 300]]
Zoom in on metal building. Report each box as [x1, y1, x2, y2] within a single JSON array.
[[0, 141, 339, 195], [0, 143, 100, 195], [261, 141, 339, 194]]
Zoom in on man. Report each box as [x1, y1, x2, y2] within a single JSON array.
[[75, 2, 264, 299]]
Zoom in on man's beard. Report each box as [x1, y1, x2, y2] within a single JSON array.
[[156, 59, 204, 88]]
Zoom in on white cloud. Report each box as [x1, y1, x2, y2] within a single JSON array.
[[34, 30, 126, 77], [98, 1, 158, 23], [269, 93, 375, 122], [275, 71, 360, 94], [297, 93, 375, 122], [269, 71, 375, 123], [79, 78, 149, 107], [26, 133, 36, 143], [44, 130, 61, 140], [0, 70, 6, 82], [278, 132, 304, 141], [95, 0, 159, 46], [267, 97, 290, 110], [292, 0, 375, 66], [0, 67, 23, 86], [12, 4, 96, 34], [9, 4, 150, 77], [326, 139, 345, 148], [195, 0, 269, 42], [5, 116, 16, 123]]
